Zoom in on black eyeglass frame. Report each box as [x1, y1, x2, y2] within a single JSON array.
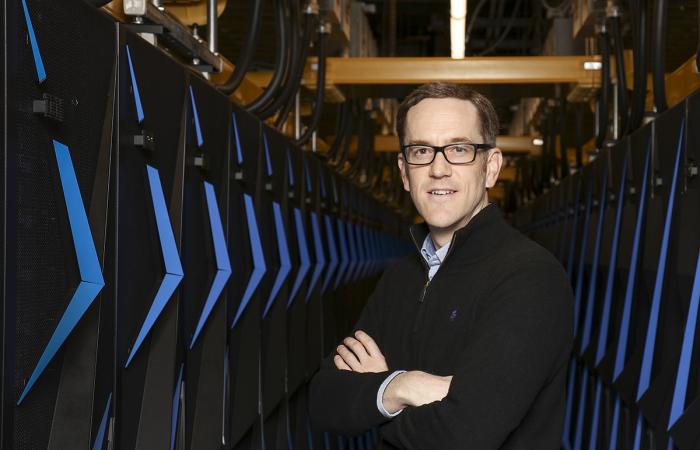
[[399, 142, 495, 166]]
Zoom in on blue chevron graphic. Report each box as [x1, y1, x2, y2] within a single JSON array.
[[232, 194, 266, 328], [287, 150, 295, 186], [562, 359, 576, 450], [587, 380, 603, 450], [580, 171, 609, 355], [263, 134, 273, 177], [637, 121, 685, 401], [609, 395, 621, 450], [335, 219, 349, 290], [614, 144, 651, 381], [573, 183, 593, 338], [306, 212, 326, 302], [322, 215, 338, 293], [232, 112, 244, 165], [20, 0, 46, 83], [345, 222, 358, 284], [92, 393, 112, 450], [288, 208, 311, 306], [566, 181, 582, 279], [125, 45, 144, 123], [189, 86, 204, 148], [304, 158, 313, 193], [125, 165, 183, 367], [572, 366, 588, 450], [171, 363, 184, 450], [596, 157, 629, 365], [17, 140, 105, 404], [191, 182, 232, 348], [263, 202, 291, 318], [669, 249, 700, 428]]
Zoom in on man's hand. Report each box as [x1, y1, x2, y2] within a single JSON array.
[[333, 330, 389, 373], [381, 371, 453, 414]]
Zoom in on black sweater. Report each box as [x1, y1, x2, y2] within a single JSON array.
[[308, 204, 574, 450]]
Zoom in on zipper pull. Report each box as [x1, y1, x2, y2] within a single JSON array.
[[419, 280, 429, 303]]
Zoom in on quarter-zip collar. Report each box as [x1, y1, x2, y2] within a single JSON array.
[[409, 203, 503, 268]]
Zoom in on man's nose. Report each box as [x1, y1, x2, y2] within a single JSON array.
[[429, 151, 452, 177]]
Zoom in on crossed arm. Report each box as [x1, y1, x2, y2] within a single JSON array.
[[334, 330, 453, 415]]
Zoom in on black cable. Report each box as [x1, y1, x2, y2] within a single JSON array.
[[652, 0, 668, 113], [295, 27, 327, 145], [596, 30, 610, 150], [559, 93, 569, 177], [245, 0, 289, 112], [326, 102, 351, 163], [259, 11, 313, 121], [218, 0, 264, 95], [575, 103, 583, 170], [629, 0, 648, 131], [609, 16, 628, 137], [478, 0, 523, 56]]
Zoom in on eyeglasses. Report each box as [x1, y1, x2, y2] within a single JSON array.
[[400, 142, 494, 165]]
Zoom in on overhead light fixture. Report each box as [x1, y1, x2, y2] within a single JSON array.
[[450, 0, 467, 59], [532, 138, 544, 146]]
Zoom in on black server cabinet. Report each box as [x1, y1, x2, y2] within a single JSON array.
[[227, 104, 263, 449], [6, 0, 116, 448], [181, 75, 231, 449], [116, 30, 187, 450]]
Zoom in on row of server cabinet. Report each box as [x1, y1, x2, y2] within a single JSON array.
[[2, 0, 413, 449], [515, 90, 700, 449]]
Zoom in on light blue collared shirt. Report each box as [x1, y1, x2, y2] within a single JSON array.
[[420, 235, 451, 281], [376, 234, 451, 418]]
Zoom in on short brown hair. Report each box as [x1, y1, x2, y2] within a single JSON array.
[[396, 83, 500, 145]]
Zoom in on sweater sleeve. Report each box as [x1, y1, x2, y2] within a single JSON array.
[[308, 268, 395, 434], [380, 260, 574, 450]]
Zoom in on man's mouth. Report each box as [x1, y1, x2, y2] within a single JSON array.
[[428, 189, 456, 196]]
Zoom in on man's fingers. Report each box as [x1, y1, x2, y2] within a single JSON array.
[[343, 337, 370, 361], [334, 355, 351, 371], [354, 330, 383, 357], [336, 345, 363, 372]]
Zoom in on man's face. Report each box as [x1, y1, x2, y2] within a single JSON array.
[[398, 98, 502, 237]]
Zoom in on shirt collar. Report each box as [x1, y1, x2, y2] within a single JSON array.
[[420, 235, 450, 266]]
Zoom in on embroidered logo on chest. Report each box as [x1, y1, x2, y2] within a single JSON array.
[[449, 308, 458, 322]]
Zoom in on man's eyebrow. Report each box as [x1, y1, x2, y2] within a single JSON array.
[[406, 137, 475, 145]]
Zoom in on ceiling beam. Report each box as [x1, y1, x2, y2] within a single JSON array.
[[301, 56, 602, 85], [328, 134, 542, 155]]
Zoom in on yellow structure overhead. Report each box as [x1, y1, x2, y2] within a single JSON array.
[[301, 56, 603, 85]]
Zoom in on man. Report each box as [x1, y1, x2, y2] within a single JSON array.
[[309, 83, 573, 449]]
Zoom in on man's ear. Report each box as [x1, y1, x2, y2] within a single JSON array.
[[484, 148, 503, 189], [397, 153, 411, 192]]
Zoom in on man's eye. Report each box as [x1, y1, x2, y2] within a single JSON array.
[[414, 147, 431, 155], [450, 146, 469, 154]]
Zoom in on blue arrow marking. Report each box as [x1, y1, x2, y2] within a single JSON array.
[[668, 249, 700, 429], [125, 45, 144, 123], [287, 150, 295, 186], [288, 208, 310, 306], [345, 222, 358, 284], [614, 144, 651, 381], [190, 182, 232, 348], [125, 165, 183, 367], [263, 202, 291, 318], [232, 112, 244, 165], [20, 0, 46, 83], [572, 366, 588, 450], [304, 158, 313, 193], [188, 86, 204, 148], [306, 212, 325, 302], [17, 141, 105, 404], [573, 183, 593, 339], [263, 134, 273, 177], [322, 215, 338, 293], [580, 170, 609, 355], [91, 393, 112, 450], [171, 364, 184, 450], [231, 194, 266, 328], [596, 157, 629, 365], [335, 219, 349, 290], [637, 120, 685, 400], [587, 380, 603, 450]]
